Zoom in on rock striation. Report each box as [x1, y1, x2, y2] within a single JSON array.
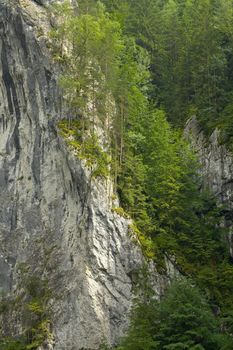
[[185, 117, 233, 256], [0, 1, 168, 349]]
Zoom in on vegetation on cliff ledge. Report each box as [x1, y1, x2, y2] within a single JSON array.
[[50, 0, 233, 347], [0, 275, 52, 350]]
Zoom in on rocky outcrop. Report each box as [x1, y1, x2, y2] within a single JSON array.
[[185, 117, 233, 255], [0, 1, 168, 349]]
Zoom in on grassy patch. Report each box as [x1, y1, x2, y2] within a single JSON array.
[[58, 119, 110, 178], [111, 206, 130, 218], [128, 223, 156, 260]]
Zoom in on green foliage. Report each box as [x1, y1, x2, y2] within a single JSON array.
[[0, 338, 27, 350], [0, 299, 11, 314], [98, 340, 112, 350], [27, 300, 44, 315], [155, 281, 222, 350], [128, 224, 156, 260], [50, 0, 124, 116], [58, 119, 110, 178], [98, 0, 233, 315], [25, 319, 51, 350], [118, 280, 233, 350], [51, 1, 233, 343], [109, 0, 233, 137], [0, 275, 52, 350], [117, 96, 233, 308], [111, 206, 129, 218], [51, 1, 150, 182]]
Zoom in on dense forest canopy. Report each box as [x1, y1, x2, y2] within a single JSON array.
[[104, 0, 233, 142]]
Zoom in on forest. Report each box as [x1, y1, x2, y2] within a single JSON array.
[[47, 0, 233, 349], [2, 0, 233, 349]]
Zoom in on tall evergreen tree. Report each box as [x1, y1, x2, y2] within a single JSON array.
[[118, 280, 232, 350]]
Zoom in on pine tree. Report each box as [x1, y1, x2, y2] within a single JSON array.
[[118, 280, 232, 350]]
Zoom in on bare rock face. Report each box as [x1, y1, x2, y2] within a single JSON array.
[[185, 117, 233, 255], [0, 1, 168, 349]]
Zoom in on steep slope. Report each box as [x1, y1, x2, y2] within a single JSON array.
[[185, 117, 233, 256], [0, 1, 169, 349]]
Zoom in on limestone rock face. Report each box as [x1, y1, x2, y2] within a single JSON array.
[[185, 117, 233, 255], [0, 1, 168, 349]]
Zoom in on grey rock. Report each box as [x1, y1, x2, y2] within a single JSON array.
[[33, 0, 54, 5], [0, 1, 170, 349], [185, 117, 233, 255]]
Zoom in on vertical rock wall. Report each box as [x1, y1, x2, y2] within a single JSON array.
[[0, 1, 167, 349], [185, 117, 233, 255]]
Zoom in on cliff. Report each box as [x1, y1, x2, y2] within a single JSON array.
[[0, 1, 169, 349], [185, 117, 233, 256]]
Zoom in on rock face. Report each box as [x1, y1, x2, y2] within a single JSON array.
[[185, 117, 233, 255], [0, 1, 168, 349]]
